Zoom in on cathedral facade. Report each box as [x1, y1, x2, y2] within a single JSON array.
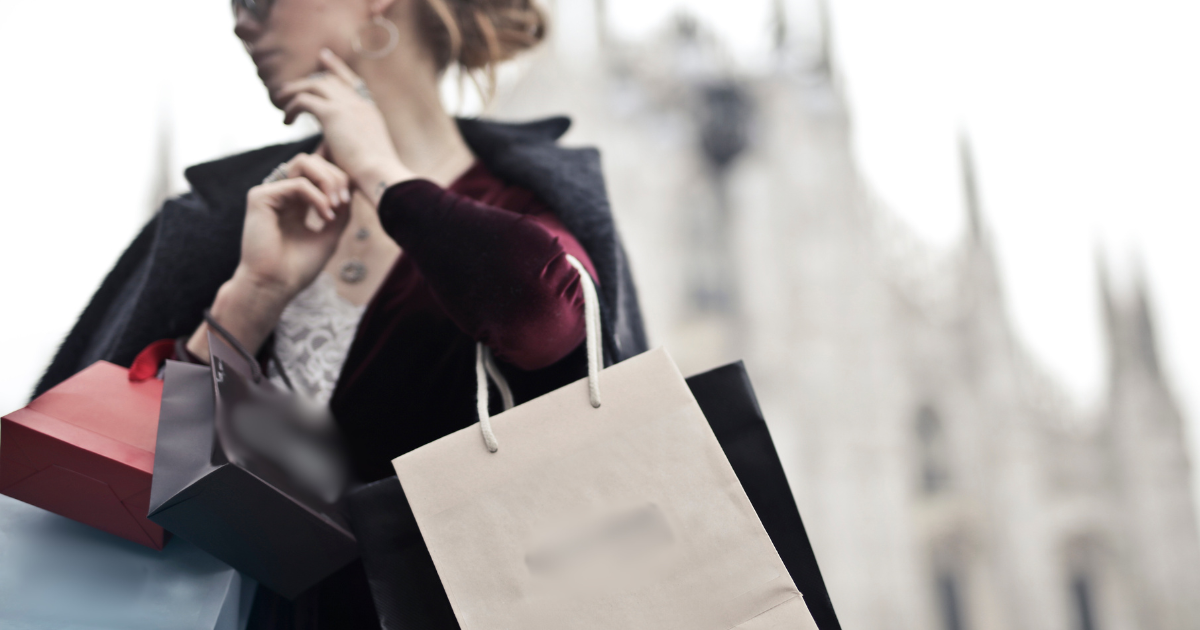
[[489, 5, 1200, 629]]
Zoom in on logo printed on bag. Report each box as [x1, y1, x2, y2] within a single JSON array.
[[524, 503, 675, 580]]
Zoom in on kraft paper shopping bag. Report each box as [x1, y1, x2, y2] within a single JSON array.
[[392, 255, 819, 630]]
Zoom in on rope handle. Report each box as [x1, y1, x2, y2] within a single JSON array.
[[475, 254, 602, 453]]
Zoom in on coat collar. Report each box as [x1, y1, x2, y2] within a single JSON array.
[[182, 116, 572, 213], [183, 134, 323, 219]]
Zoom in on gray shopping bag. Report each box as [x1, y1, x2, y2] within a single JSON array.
[[148, 335, 357, 599], [0, 493, 254, 630], [392, 256, 818, 630]]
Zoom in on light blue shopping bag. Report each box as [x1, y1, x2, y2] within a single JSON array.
[[0, 494, 255, 630]]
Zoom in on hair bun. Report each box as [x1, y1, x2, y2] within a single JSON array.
[[419, 0, 547, 72]]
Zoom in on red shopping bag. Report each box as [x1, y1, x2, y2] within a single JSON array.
[[1, 356, 167, 550]]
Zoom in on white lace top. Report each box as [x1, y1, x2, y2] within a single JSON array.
[[268, 272, 367, 406]]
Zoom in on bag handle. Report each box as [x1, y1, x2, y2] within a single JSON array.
[[476, 254, 602, 453], [203, 309, 295, 391]]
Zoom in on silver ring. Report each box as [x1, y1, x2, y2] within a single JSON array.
[[262, 162, 290, 184], [354, 81, 374, 103]]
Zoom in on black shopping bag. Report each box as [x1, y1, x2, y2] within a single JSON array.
[[148, 330, 359, 599], [348, 360, 841, 629], [690, 361, 841, 629]]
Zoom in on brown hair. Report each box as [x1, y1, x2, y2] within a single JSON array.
[[416, 0, 547, 92]]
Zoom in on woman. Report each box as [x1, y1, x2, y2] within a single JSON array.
[[33, 0, 647, 626]]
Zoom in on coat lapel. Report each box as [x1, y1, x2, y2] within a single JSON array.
[[184, 135, 326, 220]]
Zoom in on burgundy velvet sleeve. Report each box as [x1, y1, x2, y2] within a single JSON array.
[[377, 179, 598, 371]]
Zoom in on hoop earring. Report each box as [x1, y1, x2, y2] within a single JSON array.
[[352, 15, 399, 59]]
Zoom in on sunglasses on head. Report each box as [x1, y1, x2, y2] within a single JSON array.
[[232, 0, 273, 21]]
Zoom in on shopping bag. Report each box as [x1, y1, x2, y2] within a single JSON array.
[[0, 359, 167, 549], [348, 363, 841, 630], [0, 493, 254, 630], [687, 361, 841, 629], [391, 255, 819, 630], [348, 476, 459, 629], [147, 335, 358, 600]]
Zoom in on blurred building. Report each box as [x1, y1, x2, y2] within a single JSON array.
[[490, 2, 1200, 629]]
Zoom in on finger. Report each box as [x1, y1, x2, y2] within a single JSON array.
[[320, 158, 352, 207], [319, 48, 364, 86], [321, 198, 353, 235], [310, 144, 349, 205], [309, 145, 352, 204], [266, 177, 333, 220], [276, 76, 338, 104], [304, 198, 351, 235], [304, 207, 328, 233], [286, 154, 350, 215], [307, 152, 352, 206], [283, 92, 329, 126]]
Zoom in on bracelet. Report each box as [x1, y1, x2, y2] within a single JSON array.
[[202, 309, 294, 391]]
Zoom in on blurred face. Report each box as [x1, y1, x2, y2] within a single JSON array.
[[233, 0, 368, 108]]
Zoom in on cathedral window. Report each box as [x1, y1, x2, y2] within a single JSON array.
[[916, 405, 951, 494], [1070, 572, 1098, 630], [936, 569, 968, 630]]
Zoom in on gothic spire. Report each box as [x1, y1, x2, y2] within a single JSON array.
[[771, 0, 787, 53], [814, 0, 833, 77], [1097, 250, 1116, 335], [594, 0, 609, 51], [1098, 252, 1163, 381], [959, 133, 983, 242], [1131, 259, 1162, 378]]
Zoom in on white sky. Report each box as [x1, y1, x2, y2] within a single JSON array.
[[1, 0, 1197, 474]]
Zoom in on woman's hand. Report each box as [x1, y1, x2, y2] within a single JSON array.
[[238, 152, 352, 297], [276, 49, 413, 205], [185, 153, 351, 362]]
